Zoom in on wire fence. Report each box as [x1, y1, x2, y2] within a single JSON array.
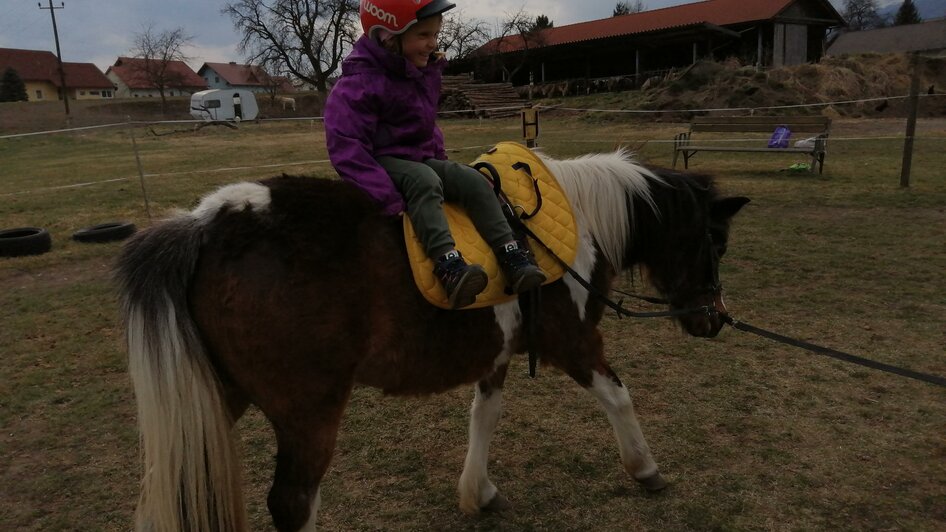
[[1, 94, 944, 199]]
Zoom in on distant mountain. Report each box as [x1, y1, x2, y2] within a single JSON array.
[[878, 0, 945, 22]]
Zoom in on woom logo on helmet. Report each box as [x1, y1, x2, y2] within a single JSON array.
[[362, 0, 398, 26]]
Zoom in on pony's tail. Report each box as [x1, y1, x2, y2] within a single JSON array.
[[116, 216, 247, 532]]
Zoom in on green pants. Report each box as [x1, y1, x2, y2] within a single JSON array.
[[378, 157, 514, 259]]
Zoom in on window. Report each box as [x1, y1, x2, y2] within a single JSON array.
[[35, 90, 43, 99], [215, 76, 219, 83], [205, 99, 222, 109], [90, 91, 99, 96], [103, 90, 112, 98], [80, 91, 86, 96]]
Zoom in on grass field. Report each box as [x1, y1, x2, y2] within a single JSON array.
[[1, 116, 945, 531]]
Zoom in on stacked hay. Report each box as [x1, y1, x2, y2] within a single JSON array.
[[638, 54, 946, 119]]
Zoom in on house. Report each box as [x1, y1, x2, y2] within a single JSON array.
[[197, 62, 296, 94], [827, 18, 946, 56], [457, 0, 846, 85], [105, 56, 207, 98], [0, 47, 115, 101]]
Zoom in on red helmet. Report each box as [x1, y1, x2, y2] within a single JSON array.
[[360, 0, 456, 38]]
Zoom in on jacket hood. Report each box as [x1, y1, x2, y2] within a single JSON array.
[[342, 35, 446, 79]]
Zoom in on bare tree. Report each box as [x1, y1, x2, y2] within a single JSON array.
[[843, 0, 885, 30], [613, 1, 646, 16], [439, 9, 490, 62], [492, 9, 548, 83], [130, 25, 194, 114], [223, 0, 358, 92]]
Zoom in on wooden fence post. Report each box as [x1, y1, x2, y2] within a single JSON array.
[[900, 53, 922, 188]]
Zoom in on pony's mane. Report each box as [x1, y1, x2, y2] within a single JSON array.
[[539, 149, 662, 270]]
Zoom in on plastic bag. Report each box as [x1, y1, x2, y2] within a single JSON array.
[[794, 137, 816, 149], [768, 126, 792, 148]]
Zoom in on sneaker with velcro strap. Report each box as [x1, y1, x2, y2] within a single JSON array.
[[433, 250, 488, 309]]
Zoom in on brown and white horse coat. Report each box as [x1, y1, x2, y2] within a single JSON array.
[[117, 149, 748, 531]]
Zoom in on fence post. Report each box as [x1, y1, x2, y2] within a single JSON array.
[[900, 53, 922, 188], [128, 118, 153, 222], [522, 105, 539, 148]]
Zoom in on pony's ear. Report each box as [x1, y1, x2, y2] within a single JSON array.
[[712, 196, 750, 219]]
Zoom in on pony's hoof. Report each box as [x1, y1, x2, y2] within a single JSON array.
[[481, 492, 512, 513], [636, 472, 668, 492]]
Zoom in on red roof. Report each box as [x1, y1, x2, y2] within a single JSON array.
[[62, 63, 115, 89], [0, 47, 113, 88], [198, 63, 297, 92], [106, 56, 207, 90], [483, 0, 841, 53], [199, 62, 270, 86]]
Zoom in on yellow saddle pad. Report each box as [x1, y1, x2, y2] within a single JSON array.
[[404, 141, 578, 309]]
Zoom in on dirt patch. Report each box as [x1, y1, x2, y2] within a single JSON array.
[[0, 255, 114, 291]]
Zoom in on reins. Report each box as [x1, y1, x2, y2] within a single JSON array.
[[475, 160, 946, 389], [476, 160, 715, 377]]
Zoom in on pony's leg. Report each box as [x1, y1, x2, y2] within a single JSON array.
[[265, 389, 351, 532], [572, 364, 666, 491], [458, 364, 512, 513]]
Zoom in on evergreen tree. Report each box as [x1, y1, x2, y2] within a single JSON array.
[[0, 68, 29, 102], [894, 0, 922, 25], [533, 14, 553, 30], [613, 1, 646, 16]]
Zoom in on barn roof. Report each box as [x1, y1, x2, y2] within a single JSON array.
[[480, 0, 844, 54], [0, 47, 113, 88], [828, 18, 946, 55], [106, 56, 207, 90]]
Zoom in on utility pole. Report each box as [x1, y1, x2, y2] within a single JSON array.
[[39, 1, 69, 116]]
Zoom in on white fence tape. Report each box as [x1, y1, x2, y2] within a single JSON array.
[[2, 93, 943, 141]]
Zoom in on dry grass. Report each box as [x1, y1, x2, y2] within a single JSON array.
[[1, 116, 945, 531]]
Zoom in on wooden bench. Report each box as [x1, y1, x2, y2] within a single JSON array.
[[673, 116, 831, 174]]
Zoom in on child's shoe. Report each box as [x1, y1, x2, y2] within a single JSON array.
[[434, 250, 488, 309], [496, 241, 546, 293]]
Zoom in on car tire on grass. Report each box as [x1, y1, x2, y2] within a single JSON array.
[[0, 227, 53, 257], [72, 222, 137, 243]]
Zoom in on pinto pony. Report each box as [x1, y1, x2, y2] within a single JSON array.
[[116, 150, 748, 531]]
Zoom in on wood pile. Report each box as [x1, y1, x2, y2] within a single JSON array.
[[440, 75, 523, 118]]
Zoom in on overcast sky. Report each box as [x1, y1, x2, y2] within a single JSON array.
[[1, 0, 865, 72]]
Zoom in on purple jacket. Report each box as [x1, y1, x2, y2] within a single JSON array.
[[324, 36, 447, 215]]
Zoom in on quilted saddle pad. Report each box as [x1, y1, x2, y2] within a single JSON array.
[[404, 141, 578, 309]]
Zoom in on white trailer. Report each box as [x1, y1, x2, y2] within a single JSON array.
[[189, 89, 259, 121]]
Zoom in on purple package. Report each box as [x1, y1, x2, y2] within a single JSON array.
[[768, 126, 792, 148]]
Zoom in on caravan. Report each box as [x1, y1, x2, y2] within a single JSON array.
[[189, 89, 259, 121]]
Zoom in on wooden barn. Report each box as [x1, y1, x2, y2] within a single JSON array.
[[454, 0, 846, 86]]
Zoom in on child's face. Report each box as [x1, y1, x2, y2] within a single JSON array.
[[400, 15, 442, 68]]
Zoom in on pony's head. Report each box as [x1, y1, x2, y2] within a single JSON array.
[[542, 151, 748, 338], [629, 170, 749, 337]]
